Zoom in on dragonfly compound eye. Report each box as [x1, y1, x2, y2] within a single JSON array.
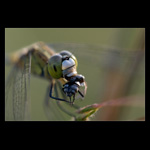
[[62, 58, 75, 70], [48, 54, 63, 79], [60, 50, 78, 68]]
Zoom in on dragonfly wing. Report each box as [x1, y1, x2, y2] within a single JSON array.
[[5, 66, 18, 120], [49, 43, 144, 68], [5, 52, 31, 121], [43, 81, 69, 121], [49, 43, 145, 88], [23, 52, 31, 120]]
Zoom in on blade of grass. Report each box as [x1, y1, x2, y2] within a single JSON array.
[[75, 95, 144, 121]]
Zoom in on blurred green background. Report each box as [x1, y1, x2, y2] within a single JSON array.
[[5, 28, 145, 121]]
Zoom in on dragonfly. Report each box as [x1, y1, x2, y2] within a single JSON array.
[[5, 42, 145, 121]]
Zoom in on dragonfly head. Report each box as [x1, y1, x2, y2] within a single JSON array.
[[48, 50, 78, 79]]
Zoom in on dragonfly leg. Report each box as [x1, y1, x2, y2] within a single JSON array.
[[73, 94, 75, 102], [49, 82, 70, 103], [70, 94, 76, 105], [57, 81, 80, 109], [54, 83, 77, 118], [78, 90, 84, 98], [44, 85, 66, 120]]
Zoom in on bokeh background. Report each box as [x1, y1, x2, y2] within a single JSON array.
[[5, 28, 145, 121]]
